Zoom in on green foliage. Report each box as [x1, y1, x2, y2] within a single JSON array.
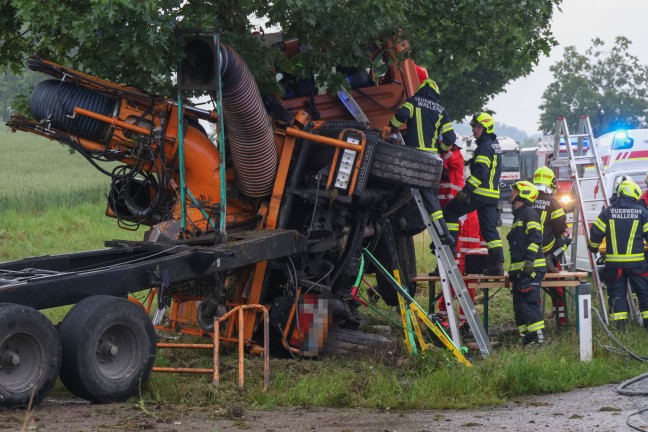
[[1, 0, 561, 116], [539, 37, 648, 135], [410, 0, 560, 118], [0, 69, 42, 120]]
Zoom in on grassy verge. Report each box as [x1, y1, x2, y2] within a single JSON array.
[[3, 128, 647, 411]]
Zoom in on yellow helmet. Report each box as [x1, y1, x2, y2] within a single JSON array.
[[469, 112, 495, 134], [417, 78, 440, 95], [617, 179, 641, 201], [533, 166, 556, 193], [511, 180, 539, 204]]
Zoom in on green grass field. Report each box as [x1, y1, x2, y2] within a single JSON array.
[[2, 126, 647, 411]]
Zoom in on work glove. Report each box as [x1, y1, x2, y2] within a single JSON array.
[[464, 158, 472, 167], [588, 245, 599, 254], [522, 259, 534, 275], [517, 277, 532, 295], [455, 190, 470, 204], [381, 126, 393, 140], [545, 255, 559, 273]]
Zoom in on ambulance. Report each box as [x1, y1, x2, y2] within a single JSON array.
[[572, 129, 648, 269]]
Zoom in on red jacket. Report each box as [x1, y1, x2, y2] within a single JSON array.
[[641, 190, 648, 209], [438, 148, 465, 206]]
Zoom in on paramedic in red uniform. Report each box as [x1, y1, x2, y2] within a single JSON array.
[[435, 139, 477, 329]]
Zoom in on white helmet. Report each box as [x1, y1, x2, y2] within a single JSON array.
[[614, 174, 630, 194]]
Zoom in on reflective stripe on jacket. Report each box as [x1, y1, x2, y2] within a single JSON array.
[[389, 86, 456, 151], [588, 196, 648, 268], [532, 191, 567, 254], [463, 134, 502, 204], [507, 204, 546, 271]]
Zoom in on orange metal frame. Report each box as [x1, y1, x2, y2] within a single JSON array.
[[152, 304, 270, 391]]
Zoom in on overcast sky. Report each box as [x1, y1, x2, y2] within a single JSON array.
[[486, 0, 648, 136]]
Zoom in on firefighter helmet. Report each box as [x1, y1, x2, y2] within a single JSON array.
[[533, 166, 557, 193], [613, 174, 630, 194], [469, 112, 495, 134], [617, 179, 641, 201], [511, 180, 539, 205], [417, 78, 440, 95]]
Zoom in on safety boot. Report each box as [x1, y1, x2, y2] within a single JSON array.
[[523, 330, 545, 347], [614, 320, 627, 332], [483, 249, 504, 276], [643, 318, 648, 331]]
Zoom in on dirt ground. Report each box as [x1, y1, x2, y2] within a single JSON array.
[[2, 384, 647, 432]]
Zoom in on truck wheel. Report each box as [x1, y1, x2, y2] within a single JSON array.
[[371, 141, 443, 189], [372, 235, 417, 306], [58, 295, 156, 403], [0, 304, 61, 408]]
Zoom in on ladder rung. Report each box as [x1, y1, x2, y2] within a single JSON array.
[[581, 198, 606, 203], [549, 160, 570, 167], [569, 133, 590, 138], [573, 156, 595, 163]]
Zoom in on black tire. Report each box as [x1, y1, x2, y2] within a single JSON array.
[[58, 295, 156, 403], [0, 304, 61, 408], [371, 141, 443, 189], [372, 235, 417, 306], [326, 328, 396, 357]]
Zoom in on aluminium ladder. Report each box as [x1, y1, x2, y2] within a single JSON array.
[[549, 116, 610, 323], [410, 188, 492, 355]]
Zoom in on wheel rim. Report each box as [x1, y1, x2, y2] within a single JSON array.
[[0, 331, 45, 393], [94, 322, 141, 381]]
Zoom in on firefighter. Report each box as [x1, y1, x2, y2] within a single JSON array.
[[383, 78, 456, 249], [532, 166, 569, 326], [443, 112, 504, 275], [610, 174, 630, 205], [508, 180, 546, 345], [588, 179, 648, 330]]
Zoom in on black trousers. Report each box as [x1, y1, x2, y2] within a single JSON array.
[[443, 196, 504, 262], [511, 270, 546, 341], [605, 265, 648, 322]]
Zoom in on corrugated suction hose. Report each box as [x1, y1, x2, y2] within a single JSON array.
[[220, 44, 278, 198], [29, 80, 117, 143]]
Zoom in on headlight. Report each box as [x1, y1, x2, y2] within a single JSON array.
[[559, 195, 572, 205]]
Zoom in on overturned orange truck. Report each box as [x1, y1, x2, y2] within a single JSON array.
[[0, 39, 442, 408]]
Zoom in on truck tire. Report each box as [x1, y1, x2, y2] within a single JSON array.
[[322, 120, 377, 132], [326, 328, 396, 357], [372, 235, 417, 306], [316, 123, 442, 189], [0, 303, 61, 408], [371, 141, 443, 189], [58, 296, 156, 403]]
